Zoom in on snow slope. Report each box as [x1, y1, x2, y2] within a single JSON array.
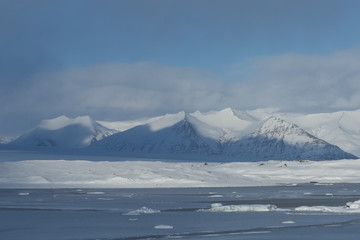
[[189, 108, 255, 141], [91, 112, 217, 156], [1, 158, 360, 188], [11, 116, 116, 148], [282, 110, 360, 157]]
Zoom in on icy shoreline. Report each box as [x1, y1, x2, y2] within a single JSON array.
[[1, 158, 360, 188]]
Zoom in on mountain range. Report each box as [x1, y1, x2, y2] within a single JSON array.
[[6, 108, 360, 161]]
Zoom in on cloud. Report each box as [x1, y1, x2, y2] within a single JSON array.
[[2, 47, 360, 136], [2, 62, 224, 123], [226, 47, 360, 112]]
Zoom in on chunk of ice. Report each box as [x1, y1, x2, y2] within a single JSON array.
[[124, 206, 160, 215], [201, 203, 279, 212], [86, 191, 105, 195], [154, 225, 174, 229], [18, 192, 30, 196], [282, 221, 295, 224]]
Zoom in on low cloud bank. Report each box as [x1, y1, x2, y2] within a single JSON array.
[[2, 47, 360, 135]]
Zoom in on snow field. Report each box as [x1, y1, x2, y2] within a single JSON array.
[[1, 159, 360, 188]]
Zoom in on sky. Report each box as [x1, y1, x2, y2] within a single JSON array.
[[1, 0, 360, 136]]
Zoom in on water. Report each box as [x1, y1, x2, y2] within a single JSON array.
[[1, 183, 360, 240]]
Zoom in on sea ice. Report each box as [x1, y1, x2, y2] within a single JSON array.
[[282, 220, 295, 224], [124, 206, 160, 215], [345, 200, 360, 209], [295, 200, 360, 213], [154, 225, 174, 229], [86, 191, 105, 195], [18, 192, 30, 196], [208, 195, 224, 198], [200, 203, 280, 212]]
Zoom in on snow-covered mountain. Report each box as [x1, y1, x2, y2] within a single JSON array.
[[226, 117, 355, 160], [11, 115, 116, 148], [281, 110, 360, 157], [8, 108, 360, 161], [92, 112, 217, 156], [90, 110, 356, 161]]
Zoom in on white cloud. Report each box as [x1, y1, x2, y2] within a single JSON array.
[[2, 47, 360, 135], [226, 47, 360, 112], [6, 62, 224, 122]]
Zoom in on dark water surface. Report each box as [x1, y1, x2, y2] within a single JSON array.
[[1, 183, 360, 240]]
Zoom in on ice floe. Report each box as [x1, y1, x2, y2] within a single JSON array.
[[295, 200, 360, 213], [282, 220, 295, 224], [86, 191, 105, 195], [208, 195, 224, 198], [199, 203, 281, 212], [17, 192, 30, 196], [154, 225, 174, 229], [199, 200, 360, 214], [124, 206, 160, 215], [346, 200, 360, 209]]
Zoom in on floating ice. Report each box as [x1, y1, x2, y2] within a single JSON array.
[[18, 192, 30, 196], [295, 206, 342, 212], [154, 225, 174, 229], [86, 191, 105, 195], [296, 200, 360, 213], [97, 198, 114, 201], [282, 220, 295, 224], [124, 206, 160, 215], [208, 195, 224, 198], [200, 203, 279, 212], [345, 200, 360, 209]]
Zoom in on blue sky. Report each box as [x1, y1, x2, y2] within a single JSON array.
[[1, 0, 360, 136]]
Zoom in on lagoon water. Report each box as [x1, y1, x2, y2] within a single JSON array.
[[1, 184, 360, 240]]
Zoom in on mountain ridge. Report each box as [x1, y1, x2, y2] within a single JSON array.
[[7, 108, 360, 161]]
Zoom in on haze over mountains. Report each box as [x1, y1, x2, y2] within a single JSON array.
[[6, 108, 360, 161]]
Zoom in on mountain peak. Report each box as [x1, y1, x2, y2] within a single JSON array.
[[254, 116, 317, 145], [259, 116, 296, 131], [12, 115, 115, 148], [227, 116, 357, 161], [148, 111, 185, 131], [218, 107, 235, 115]]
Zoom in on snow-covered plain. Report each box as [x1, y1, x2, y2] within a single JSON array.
[[1, 151, 360, 188]]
